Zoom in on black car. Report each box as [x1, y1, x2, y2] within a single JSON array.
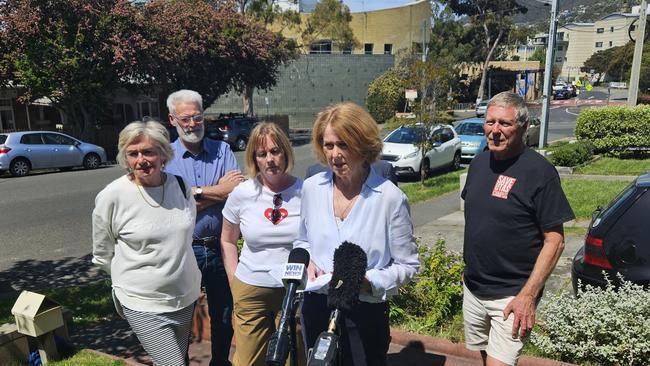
[[571, 173, 650, 293], [205, 114, 259, 151], [553, 88, 571, 100]]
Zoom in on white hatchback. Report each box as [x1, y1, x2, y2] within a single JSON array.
[[381, 124, 461, 177]]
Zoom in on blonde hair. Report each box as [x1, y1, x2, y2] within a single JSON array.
[[312, 102, 382, 165], [245, 122, 294, 177], [116, 121, 173, 169]]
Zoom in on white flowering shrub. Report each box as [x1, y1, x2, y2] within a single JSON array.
[[532, 275, 650, 365]]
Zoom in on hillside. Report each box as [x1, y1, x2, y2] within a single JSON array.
[[515, 0, 631, 29]]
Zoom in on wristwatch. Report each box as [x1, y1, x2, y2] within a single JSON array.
[[194, 186, 203, 200]]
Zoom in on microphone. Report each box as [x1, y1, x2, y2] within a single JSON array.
[[266, 247, 310, 365], [308, 241, 367, 366]]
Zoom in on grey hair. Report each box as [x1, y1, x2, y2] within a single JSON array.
[[487, 91, 529, 128], [116, 121, 174, 169], [166, 89, 204, 115]]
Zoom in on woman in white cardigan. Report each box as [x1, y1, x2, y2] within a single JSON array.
[[92, 120, 201, 366]]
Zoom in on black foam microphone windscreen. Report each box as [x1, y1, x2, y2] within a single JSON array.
[[287, 247, 310, 267], [327, 241, 368, 312]]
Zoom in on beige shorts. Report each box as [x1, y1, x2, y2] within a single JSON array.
[[462, 283, 525, 366]]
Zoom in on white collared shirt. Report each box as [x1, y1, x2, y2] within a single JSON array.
[[294, 169, 420, 303]]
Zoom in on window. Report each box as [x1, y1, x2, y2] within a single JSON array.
[[631, 25, 637, 31], [364, 43, 373, 55], [20, 133, 43, 145], [342, 47, 352, 54], [557, 32, 565, 40], [309, 40, 332, 54], [556, 45, 563, 51], [610, 26, 614, 32], [595, 42, 603, 48], [43, 133, 75, 145], [112, 103, 135, 125], [555, 57, 563, 63], [596, 28, 604, 33], [384, 44, 392, 55], [136, 100, 160, 120], [609, 41, 613, 47]]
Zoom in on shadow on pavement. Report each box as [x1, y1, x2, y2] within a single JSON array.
[[388, 341, 448, 365], [0, 254, 108, 299]]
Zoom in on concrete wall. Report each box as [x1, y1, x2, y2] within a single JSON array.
[[205, 54, 394, 129]]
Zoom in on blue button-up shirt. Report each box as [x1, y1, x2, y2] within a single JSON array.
[[165, 138, 240, 240]]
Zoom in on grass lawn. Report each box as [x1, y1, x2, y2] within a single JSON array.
[[48, 350, 126, 366], [575, 157, 650, 176], [400, 169, 466, 204], [561, 179, 630, 220]]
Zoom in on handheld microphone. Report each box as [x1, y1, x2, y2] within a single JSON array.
[[308, 241, 367, 366], [266, 247, 310, 366]]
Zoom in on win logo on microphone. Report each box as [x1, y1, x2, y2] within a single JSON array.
[[283, 263, 305, 281]]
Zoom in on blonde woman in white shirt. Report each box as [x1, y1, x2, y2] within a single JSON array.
[[92, 121, 201, 366], [221, 122, 304, 366]]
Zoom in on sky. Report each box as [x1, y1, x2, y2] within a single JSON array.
[[340, 0, 416, 12]]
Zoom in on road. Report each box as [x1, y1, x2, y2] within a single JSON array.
[[0, 102, 592, 275]]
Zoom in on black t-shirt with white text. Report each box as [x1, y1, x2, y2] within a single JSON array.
[[461, 148, 575, 298]]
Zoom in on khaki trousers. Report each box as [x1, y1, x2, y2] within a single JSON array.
[[230, 276, 305, 366]]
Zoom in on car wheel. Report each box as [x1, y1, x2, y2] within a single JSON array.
[[83, 153, 101, 169], [451, 151, 461, 171], [235, 137, 247, 151], [10, 158, 30, 177], [420, 158, 430, 178]]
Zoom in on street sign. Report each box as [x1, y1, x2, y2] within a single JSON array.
[[586, 84, 593, 92], [575, 79, 582, 87], [405, 89, 417, 100]]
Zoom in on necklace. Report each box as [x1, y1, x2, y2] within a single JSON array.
[[334, 187, 358, 220], [135, 175, 165, 208]]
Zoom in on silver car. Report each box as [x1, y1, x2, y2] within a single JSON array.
[[0, 131, 107, 177]]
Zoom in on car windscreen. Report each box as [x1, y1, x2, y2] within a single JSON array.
[[384, 127, 426, 144], [0, 135, 6, 144], [456, 123, 484, 136]]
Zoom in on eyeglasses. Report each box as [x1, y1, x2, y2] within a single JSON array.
[[174, 114, 204, 125], [271, 193, 283, 224]]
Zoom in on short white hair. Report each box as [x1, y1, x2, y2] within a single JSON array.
[[166, 89, 204, 115], [116, 121, 173, 169]]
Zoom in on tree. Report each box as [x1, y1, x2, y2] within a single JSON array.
[[366, 68, 407, 123], [301, 0, 358, 52], [442, 0, 527, 103], [0, 0, 144, 137], [231, 0, 300, 116], [136, 0, 296, 115]]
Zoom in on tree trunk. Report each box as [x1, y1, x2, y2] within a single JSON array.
[[476, 28, 504, 104], [242, 85, 254, 117]]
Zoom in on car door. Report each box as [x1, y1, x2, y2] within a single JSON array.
[[42, 133, 83, 167], [18, 133, 50, 169], [426, 128, 446, 169]]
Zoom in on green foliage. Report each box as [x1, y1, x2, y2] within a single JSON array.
[[400, 168, 465, 204], [48, 350, 126, 366], [389, 240, 464, 333], [548, 141, 593, 167], [575, 157, 650, 176], [575, 105, 650, 155], [532, 276, 650, 365], [366, 68, 406, 123], [301, 0, 357, 51], [561, 179, 630, 220]]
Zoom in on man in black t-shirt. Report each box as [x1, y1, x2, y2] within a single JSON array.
[[461, 92, 575, 366]]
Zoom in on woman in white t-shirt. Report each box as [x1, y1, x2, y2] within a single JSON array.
[[221, 122, 304, 366]]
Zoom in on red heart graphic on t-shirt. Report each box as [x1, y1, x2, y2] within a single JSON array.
[[264, 207, 288, 225]]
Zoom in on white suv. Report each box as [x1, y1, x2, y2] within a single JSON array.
[[381, 124, 461, 177]]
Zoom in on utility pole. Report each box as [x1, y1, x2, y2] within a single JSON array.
[[539, 0, 558, 149], [628, 0, 648, 106]]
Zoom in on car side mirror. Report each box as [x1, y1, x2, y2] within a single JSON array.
[[432, 140, 442, 148], [74, 141, 81, 147]]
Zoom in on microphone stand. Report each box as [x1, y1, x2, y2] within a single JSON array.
[[288, 292, 303, 366]]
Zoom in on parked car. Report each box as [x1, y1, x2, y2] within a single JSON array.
[[475, 101, 488, 117], [455, 118, 487, 161], [553, 88, 571, 100], [204, 114, 259, 151], [0, 131, 106, 177], [381, 124, 461, 177], [571, 173, 650, 293]]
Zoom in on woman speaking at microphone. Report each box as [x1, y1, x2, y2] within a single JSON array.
[[294, 102, 420, 366], [220, 122, 305, 366]]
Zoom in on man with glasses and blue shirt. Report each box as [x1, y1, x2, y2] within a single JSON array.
[[165, 89, 244, 366]]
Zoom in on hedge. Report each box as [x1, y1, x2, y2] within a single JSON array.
[[575, 105, 650, 155], [548, 141, 594, 167], [366, 68, 406, 123]]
